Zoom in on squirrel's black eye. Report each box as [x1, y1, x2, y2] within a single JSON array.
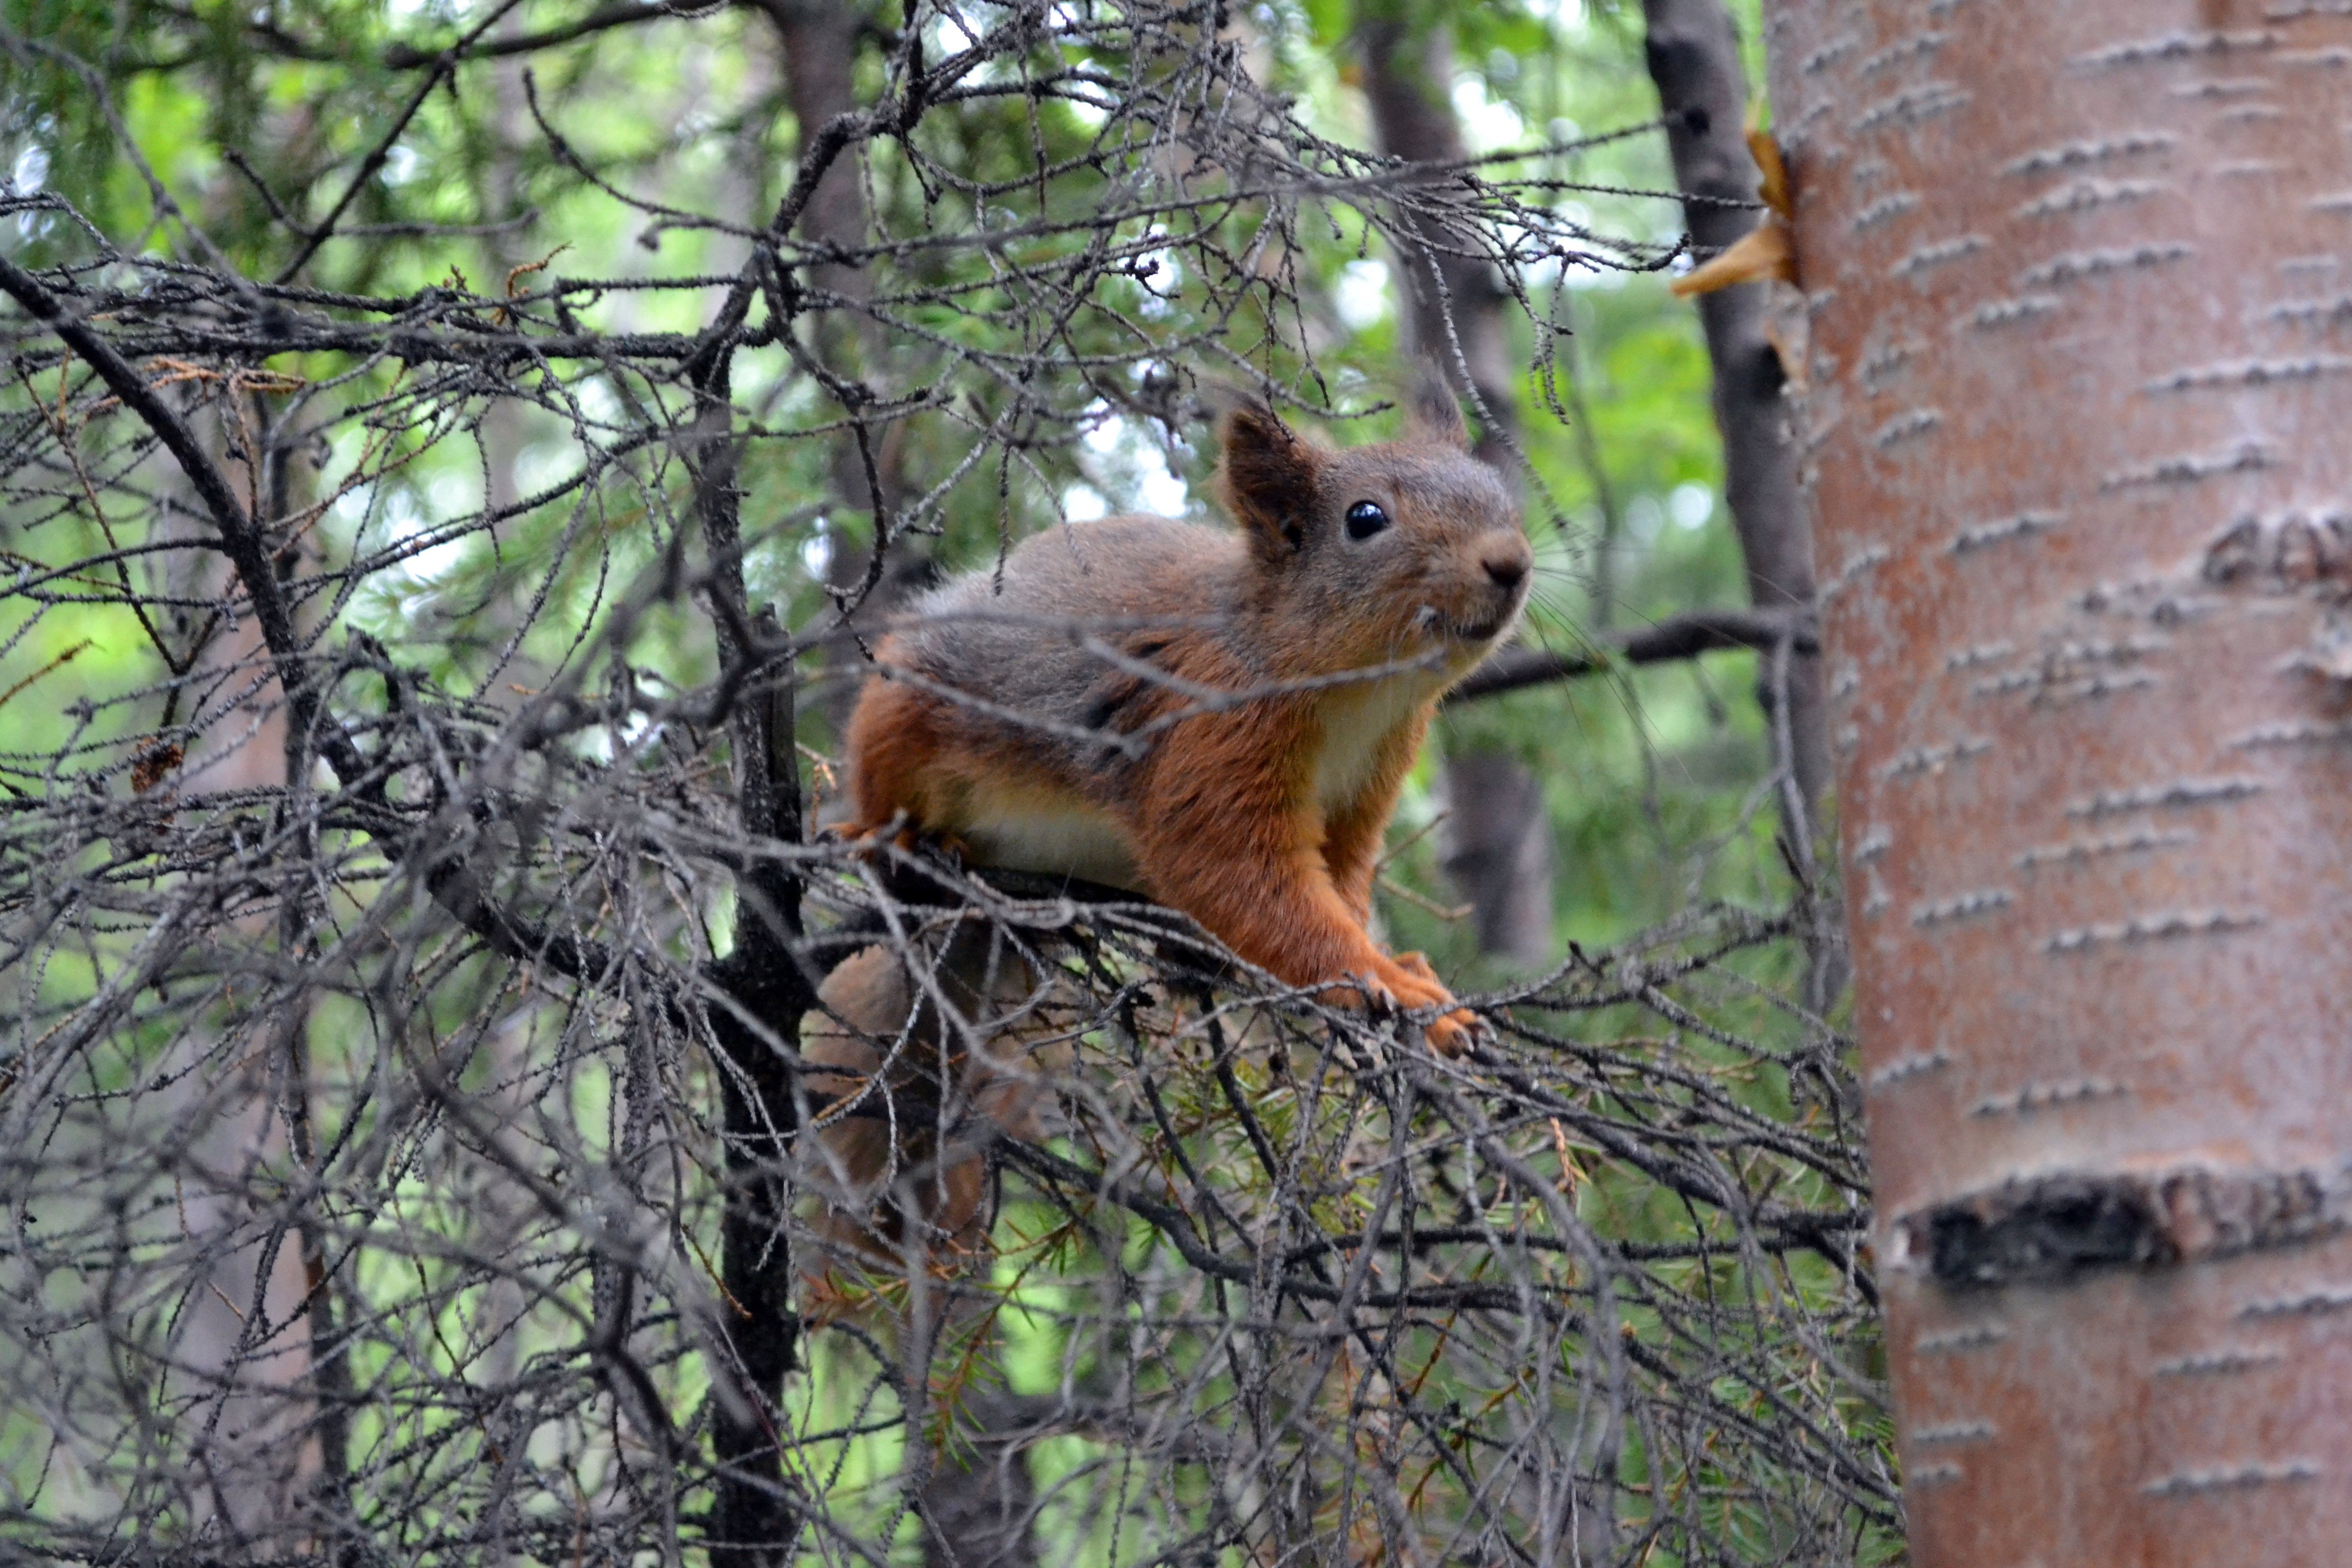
[[1345, 500, 1390, 541]]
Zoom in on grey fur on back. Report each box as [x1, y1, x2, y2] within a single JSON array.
[[888, 517, 1245, 766]]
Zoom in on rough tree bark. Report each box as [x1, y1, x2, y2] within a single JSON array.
[[1357, 2, 1556, 967], [1641, 0, 1836, 924], [1767, 2, 2352, 1561]]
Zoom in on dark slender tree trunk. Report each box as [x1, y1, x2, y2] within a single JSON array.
[[1436, 750, 1555, 966], [751, 21, 1031, 1557], [1768, 2, 2352, 1562], [1356, 6, 1518, 445], [1358, 3, 1556, 966], [695, 341, 812, 1567], [706, 35, 884, 1549], [1643, 0, 1841, 1006]]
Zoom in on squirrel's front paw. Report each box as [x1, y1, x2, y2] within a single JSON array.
[[1379, 953, 1454, 1013], [832, 817, 903, 854], [1367, 959, 1482, 1056], [1345, 964, 1437, 1018], [1381, 955, 1485, 1058], [1422, 1007, 1485, 1059]]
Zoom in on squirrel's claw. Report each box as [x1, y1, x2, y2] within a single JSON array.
[[1354, 952, 1485, 1059], [831, 816, 904, 852], [1422, 1007, 1486, 1059]]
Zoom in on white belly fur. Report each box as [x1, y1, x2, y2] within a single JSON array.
[[951, 779, 1143, 890], [1313, 673, 1441, 818]]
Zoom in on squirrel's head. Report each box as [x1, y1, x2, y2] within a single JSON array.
[[1214, 378, 1532, 675]]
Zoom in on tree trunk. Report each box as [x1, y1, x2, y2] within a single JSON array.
[[1643, 0, 1839, 991], [1766, 3, 2352, 1561], [1356, 7, 1520, 446], [749, 8, 1036, 1559], [1436, 750, 1556, 967], [160, 406, 339, 1558], [694, 352, 810, 1567], [1358, 4, 1557, 966]]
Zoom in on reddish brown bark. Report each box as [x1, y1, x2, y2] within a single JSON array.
[[1767, 2, 2352, 1561]]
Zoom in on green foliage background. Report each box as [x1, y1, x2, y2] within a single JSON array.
[[3, 0, 1783, 964]]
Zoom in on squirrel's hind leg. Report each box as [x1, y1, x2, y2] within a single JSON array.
[[799, 931, 1033, 1286]]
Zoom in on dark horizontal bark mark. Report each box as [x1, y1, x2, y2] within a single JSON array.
[[1904, 1162, 2352, 1291]]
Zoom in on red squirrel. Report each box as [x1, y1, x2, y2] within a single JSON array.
[[835, 380, 1532, 1057]]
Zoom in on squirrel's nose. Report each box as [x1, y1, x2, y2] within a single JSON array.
[[1481, 543, 1530, 590]]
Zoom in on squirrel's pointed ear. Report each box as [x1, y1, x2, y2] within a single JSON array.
[[1405, 368, 1473, 452], [1216, 403, 1321, 556]]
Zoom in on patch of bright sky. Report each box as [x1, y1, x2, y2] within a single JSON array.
[[573, 377, 622, 428], [1050, 4, 1112, 128], [381, 489, 431, 566], [800, 523, 834, 581], [1133, 243, 1179, 320], [1335, 259, 1390, 332], [569, 709, 653, 766], [1448, 75, 1525, 154], [9, 144, 50, 238], [1062, 401, 1190, 523], [1669, 482, 1714, 531], [1619, 484, 1716, 546], [512, 440, 573, 502], [342, 471, 475, 602], [1442, 20, 1669, 301]]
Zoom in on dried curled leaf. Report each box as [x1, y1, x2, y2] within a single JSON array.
[[130, 741, 184, 795], [1750, 123, 1792, 218], [1672, 124, 1798, 298], [1672, 219, 1797, 297]]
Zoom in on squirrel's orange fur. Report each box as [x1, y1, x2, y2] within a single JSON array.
[[836, 379, 1532, 1056]]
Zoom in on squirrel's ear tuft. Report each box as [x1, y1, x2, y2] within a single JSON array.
[[1405, 369, 1472, 452], [1216, 403, 1320, 556]]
